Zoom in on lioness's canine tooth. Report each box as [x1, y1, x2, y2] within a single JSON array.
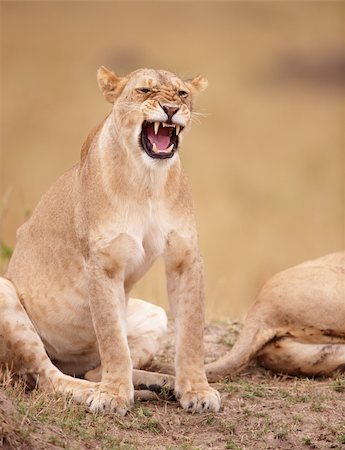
[[176, 125, 181, 136], [167, 143, 174, 152], [152, 143, 158, 152], [154, 122, 160, 135]]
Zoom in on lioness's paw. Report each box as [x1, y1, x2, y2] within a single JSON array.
[[71, 387, 98, 405], [178, 386, 221, 413], [86, 390, 134, 415]]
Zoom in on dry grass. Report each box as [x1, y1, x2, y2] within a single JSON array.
[[1, 322, 345, 450]]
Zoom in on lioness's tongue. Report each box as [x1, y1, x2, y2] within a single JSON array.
[[147, 125, 171, 151]]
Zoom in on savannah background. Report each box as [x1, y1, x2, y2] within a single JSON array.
[[0, 1, 344, 449]]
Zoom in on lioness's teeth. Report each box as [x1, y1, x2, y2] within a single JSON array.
[[167, 143, 174, 152], [162, 123, 168, 127], [176, 125, 181, 136], [152, 143, 158, 152], [154, 122, 160, 135]]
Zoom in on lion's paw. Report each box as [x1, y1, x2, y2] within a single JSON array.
[[134, 371, 175, 393], [86, 390, 133, 415], [178, 386, 221, 413]]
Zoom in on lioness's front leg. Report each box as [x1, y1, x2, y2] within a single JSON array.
[[86, 234, 135, 414], [165, 232, 221, 413]]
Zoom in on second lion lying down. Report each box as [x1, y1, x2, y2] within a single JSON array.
[[207, 251, 345, 380]]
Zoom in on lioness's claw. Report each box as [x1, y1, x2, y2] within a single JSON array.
[[178, 387, 221, 413], [86, 391, 133, 415]]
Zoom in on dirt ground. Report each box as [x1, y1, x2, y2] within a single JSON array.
[[1, 321, 344, 450]]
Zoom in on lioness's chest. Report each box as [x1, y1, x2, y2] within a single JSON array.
[[93, 200, 171, 279]]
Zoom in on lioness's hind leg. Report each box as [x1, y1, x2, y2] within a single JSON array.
[[0, 277, 97, 403], [257, 338, 345, 376], [0, 277, 50, 375]]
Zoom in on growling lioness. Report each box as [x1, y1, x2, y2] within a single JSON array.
[[0, 67, 221, 414]]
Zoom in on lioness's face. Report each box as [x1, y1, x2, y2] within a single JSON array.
[[97, 67, 207, 161]]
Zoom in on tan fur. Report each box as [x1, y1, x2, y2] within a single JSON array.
[[0, 67, 220, 414], [206, 252, 345, 381]]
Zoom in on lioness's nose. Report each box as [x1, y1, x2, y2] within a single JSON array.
[[162, 105, 179, 120]]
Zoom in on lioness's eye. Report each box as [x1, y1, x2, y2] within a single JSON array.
[[137, 88, 151, 94], [178, 90, 188, 98]]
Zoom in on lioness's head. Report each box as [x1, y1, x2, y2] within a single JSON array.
[[97, 67, 207, 161]]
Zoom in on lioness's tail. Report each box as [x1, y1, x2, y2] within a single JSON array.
[[206, 322, 276, 382]]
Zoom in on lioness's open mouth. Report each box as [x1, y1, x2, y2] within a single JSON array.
[[140, 121, 183, 159]]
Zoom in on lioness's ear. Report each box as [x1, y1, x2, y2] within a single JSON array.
[[185, 74, 208, 95], [97, 66, 127, 104]]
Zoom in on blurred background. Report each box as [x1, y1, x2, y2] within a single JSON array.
[[1, 2, 344, 320]]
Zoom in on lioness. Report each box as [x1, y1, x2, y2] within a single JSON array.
[[206, 252, 345, 381], [0, 67, 221, 414]]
